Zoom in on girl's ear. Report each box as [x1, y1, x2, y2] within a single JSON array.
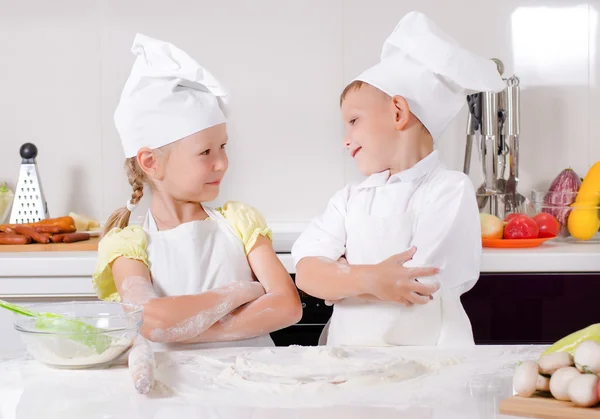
[[137, 148, 164, 181]]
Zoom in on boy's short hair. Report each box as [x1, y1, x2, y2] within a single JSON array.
[[340, 80, 366, 106], [339, 80, 431, 136]]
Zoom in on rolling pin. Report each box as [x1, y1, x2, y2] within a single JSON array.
[[128, 336, 155, 394]]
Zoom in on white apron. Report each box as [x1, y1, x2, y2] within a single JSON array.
[[143, 205, 274, 349], [324, 198, 474, 347]]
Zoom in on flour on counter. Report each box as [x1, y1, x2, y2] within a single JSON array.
[[151, 345, 540, 409], [155, 345, 435, 407], [26, 336, 132, 368], [225, 346, 427, 386]]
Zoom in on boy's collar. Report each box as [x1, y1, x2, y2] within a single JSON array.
[[357, 150, 440, 190]]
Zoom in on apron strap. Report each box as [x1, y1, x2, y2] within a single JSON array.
[[203, 205, 247, 255], [143, 210, 159, 232]]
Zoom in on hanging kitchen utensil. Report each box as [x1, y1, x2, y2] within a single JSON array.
[[463, 59, 527, 218], [9, 143, 49, 224], [503, 76, 526, 213]]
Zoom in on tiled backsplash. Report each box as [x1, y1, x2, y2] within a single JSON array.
[[1, 0, 599, 224]]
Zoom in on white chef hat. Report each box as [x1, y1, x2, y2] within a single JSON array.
[[114, 33, 229, 158], [353, 11, 506, 141]]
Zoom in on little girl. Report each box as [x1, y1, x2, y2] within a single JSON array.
[[92, 33, 302, 348]]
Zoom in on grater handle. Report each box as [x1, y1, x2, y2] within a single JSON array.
[[20, 143, 38, 164]]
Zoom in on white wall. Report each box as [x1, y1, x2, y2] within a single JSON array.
[[1, 0, 598, 225]]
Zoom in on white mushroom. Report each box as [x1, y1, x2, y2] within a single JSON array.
[[550, 366, 581, 401], [536, 374, 551, 392], [538, 352, 574, 375], [574, 340, 600, 374], [568, 373, 600, 407], [513, 361, 539, 397]]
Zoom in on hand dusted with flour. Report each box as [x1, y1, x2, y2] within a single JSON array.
[[113, 258, 270, 343], [148, 282, 265, 342], [298, 248, 439, 306], [182, 236, 302, 344]]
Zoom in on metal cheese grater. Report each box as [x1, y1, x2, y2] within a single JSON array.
[[9, 143, 49, 224]]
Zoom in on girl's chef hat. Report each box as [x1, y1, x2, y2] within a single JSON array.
[[115, 33, 228, 158]]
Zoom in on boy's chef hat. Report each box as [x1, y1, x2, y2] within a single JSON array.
[[115, 33, 228, 158], [353, 11, 506, 140]]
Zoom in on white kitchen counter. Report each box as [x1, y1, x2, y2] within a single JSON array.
[[0, 344, 542, 419], [481, 240, 600, 273]]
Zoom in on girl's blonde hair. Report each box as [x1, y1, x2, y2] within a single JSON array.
[[102, 157, 147, 236]]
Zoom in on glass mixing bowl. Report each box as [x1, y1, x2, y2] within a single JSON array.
[[14, 301, 143, 369]]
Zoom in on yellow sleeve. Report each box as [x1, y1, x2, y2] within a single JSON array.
[[92, 225, 149, 301], [217, 201, 272, 254]]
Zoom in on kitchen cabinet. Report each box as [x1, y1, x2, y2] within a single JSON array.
[[462, 272, 600, 345]]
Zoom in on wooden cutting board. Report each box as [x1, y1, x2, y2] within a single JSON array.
[[500, 396, 600, 418], [0, 236, 100, 252]]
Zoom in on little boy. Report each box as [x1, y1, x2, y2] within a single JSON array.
[[292, 11, 506, 347]]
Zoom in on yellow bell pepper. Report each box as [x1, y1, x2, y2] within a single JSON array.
[[541, 323, 600, 358]]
